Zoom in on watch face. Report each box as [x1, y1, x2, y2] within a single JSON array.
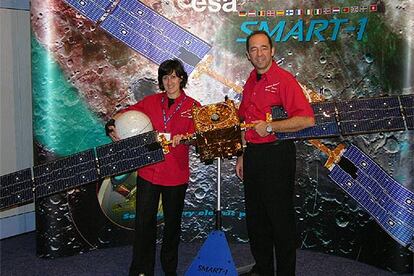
[[266, 125, 273, 133]]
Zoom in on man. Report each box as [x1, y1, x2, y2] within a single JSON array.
[[106, 59, 199, 276], [236, 31, 315, 276]]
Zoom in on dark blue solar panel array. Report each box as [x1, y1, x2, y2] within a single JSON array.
[[33, 149, 98, 199], [328, 144, 414, 249], [64, 0, 113, 23], [0, 131, 164, 210], [271, 96, 414, 249], [271, 106, 288, 120], [271, 95, 413, 140], [400, 95, 414, 130], [96, 131, 164, 177], [336, 96, 405, 135], [0, 168, 33, 209], [344, 145, 414, 213], [64, 0, 212, 74], [275, 102, 340, 140]]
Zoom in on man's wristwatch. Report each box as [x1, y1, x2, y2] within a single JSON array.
[[266, 124, 273, 134]]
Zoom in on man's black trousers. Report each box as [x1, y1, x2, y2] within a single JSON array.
[[244, 141, 297, 276]]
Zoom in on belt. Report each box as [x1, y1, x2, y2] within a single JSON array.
[[246, 140, 287, 147]]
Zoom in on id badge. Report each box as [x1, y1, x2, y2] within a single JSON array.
[[159, 132, 171, 141]]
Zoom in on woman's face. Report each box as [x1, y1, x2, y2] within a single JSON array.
[[162, 70, 182, 99]]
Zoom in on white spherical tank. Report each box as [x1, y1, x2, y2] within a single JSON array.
[[115, 110, 153, 139]]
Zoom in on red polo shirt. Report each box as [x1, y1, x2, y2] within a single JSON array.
[[238, 61, 314, 144], [122, 91, 199, 186]]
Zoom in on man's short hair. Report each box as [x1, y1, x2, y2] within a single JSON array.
[[158, 59, 188, 91], [246, 30, 273, 51]]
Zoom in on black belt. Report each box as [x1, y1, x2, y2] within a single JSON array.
[[246, 140, 289, 147]]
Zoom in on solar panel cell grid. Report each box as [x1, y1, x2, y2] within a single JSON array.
[[329, 165, 413, 246], [271, 106, 288, 119], [99, 147, 164, 177], [356, 170, 414, 224], [0, 168, 32, 188], [338, 108, 401, 121], [0, 169, 34, 208], [97, 133, 162, 177], [97, 131, 156, 154], [344, 145, 414, 212], [273, 102, 340, 140], [33, 150, 98, 198], [35, 167, 99, 198], [99, 0, 211, 73], [336, 96, 406, 135], [64, 0, 212, 73], [276, 122, 340, 140], [64, 0, 110, 23], [1, 189, 33, 209], [98, 145, 148, 166], [339, 117, 406, 135], [33, 150, 96, 177], [337, 97, 400, 112], [0, 181, 32, 197], [400, 95, 414, 130]]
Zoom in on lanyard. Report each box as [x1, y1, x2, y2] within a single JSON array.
[[161, 94, 187, 131]]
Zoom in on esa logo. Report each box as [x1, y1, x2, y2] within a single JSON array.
[[178, 0, 237, 12]]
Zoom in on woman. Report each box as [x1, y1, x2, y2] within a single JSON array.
[[106, 59, 199, 276]]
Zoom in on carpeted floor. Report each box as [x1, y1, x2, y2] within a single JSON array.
[[0, 231, 411, 276]]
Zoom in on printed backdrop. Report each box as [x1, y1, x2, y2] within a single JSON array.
[[31, 0, 413, 273]]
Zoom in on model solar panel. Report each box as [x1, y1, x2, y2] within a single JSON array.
[[96, 131, 164, 177], [399, 94, 414, 130], [273, 102, 340, 140], [124, 0, 210, 57], [355, 167, 414, 224], [343, 145, 414, 213], [271, 106, 288, 120], [312, 102, 337, 123], [96, 130, 158, 157], [336, 96, 405, 135], [64, 0, 113, 23], [329, 163, 413, 248], [33, 149, 98, 198], [0, 131, 165, 210], [96, 145, 162, 177], [0, 168, 33, 209], [96, 0, 211, 73]]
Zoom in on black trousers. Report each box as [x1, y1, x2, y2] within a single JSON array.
[[129, 176, 188, 276], [244, 141, 297, 276]]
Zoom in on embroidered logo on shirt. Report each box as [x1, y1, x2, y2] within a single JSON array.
[[180, 109, 193, 118], [265, 82, 280, 93]]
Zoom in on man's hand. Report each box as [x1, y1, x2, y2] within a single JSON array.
[[252, 120, 270, 137], [235, 155, 243, 181]]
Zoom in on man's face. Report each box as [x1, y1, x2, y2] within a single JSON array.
[[246, 34, 275, 74]]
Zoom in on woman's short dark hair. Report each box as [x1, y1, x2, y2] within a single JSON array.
[[158, 59, 188, 91]]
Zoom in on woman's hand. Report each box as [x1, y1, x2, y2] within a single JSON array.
[[235, 155, 243, 181], [171, 134, 184, 147]]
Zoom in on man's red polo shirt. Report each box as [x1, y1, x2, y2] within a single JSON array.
[[238, 61, 314, 144]]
